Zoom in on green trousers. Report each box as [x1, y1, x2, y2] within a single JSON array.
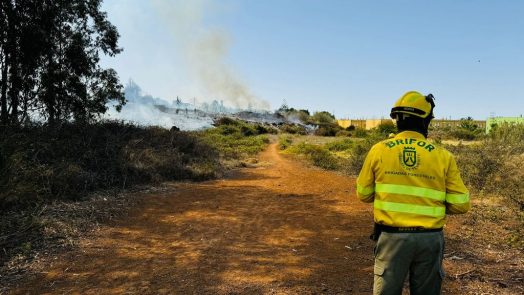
[[373, 231, 445, 295]]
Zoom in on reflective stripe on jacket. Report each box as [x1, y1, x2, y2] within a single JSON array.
[[356, 131, 470, 229]]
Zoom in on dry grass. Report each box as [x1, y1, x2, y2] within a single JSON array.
[[0, 185, 151, 292], [0, 118, 271, 288], [441, 139, 482, 146], [443, 194, 524, 294], [0, 121, 222, 210]]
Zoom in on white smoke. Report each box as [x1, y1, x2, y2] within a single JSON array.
[[104, 102, 214, 130], [151, 0, 270, 111], [104, 80, 214, 130]]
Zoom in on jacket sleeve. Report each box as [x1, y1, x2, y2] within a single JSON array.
[[356, 145, 377, 203], [445, 154, 471, 214]]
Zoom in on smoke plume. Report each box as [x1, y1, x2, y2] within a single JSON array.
[[151, 0, 270, 110]]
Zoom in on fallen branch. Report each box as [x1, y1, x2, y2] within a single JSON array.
[[454, 269, 476, 279]]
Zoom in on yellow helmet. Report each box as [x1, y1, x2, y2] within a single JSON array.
[[390, 91, 435, 119]]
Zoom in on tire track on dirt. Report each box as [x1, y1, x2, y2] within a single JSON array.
[[13, 143, 375, 294]]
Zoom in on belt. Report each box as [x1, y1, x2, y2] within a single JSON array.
[[378, 224, 442, 233]]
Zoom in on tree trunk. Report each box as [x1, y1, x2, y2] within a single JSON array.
[[6, 1, 18, 125], [0, 51, 8, 125], [8, 47, 18, 124], [45, 53, 56, 126]]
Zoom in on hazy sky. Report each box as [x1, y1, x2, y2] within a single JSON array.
[[100, 0, 523, 119]]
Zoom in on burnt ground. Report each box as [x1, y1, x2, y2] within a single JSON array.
[[6, 143, 523, 294]]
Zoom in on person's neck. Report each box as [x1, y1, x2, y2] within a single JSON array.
[[398, 127, 427, 138]]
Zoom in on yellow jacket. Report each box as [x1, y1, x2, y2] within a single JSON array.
[[356, 131, 470, 229]]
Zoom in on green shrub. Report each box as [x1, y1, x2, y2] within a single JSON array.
[[288, 143, 339, 170], [450, 128, 482, 140], [376, 121, 397, 135], [314, 123, 342, 137], [212, 118, 274, 137], [255, 124, 278, 135], [429, 118, 484, 141], [325, 138, 354, 152], [240, 125, 257, 136], [345, 139, 376, 175], [459, 117, 482, 132], [279, 124, 307, 135], [198, 129, 269, 160], [279, 109, 311, 124], [217, 124, 239, 135], [447, 124, 524, 208], [310, 147, 339, 170], [279, 135, 293, 150], [489, 122, 524, 144], [448, 143, 505, 191], [354, 127, 368, 138], [335, 130, 352, 137], [311, 111, 336, 124], [214, 117, 240, 126]]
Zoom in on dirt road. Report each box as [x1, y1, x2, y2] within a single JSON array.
[[14, 143, 375, 294], [14, 143, 522, 294]]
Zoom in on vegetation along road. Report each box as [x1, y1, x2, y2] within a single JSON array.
[[11, 143, 523, 294]]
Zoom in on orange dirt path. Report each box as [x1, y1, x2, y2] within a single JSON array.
[[15, 143, 376, 294]]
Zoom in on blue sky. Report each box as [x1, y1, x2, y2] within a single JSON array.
[[101, 0, 523, 119]]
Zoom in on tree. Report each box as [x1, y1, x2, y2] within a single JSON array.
[[459, 117, 478, 132], [0, 0, 125, 125], [311, 111, 335, 124], [377, 121, 397, 135]]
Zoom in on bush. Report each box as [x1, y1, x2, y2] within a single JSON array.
[[354, 127, 368, 138], [287, 143, 339, 170], [213, 117, 273, 137], [345, 138, 378, 175], [199, 127, 269, 160], [0, 119, 273, 210], [240, 125, 257, 136], [314, 123, 342, 137], [447, 123, 524, 208], [448, 143, 505, 191], [335, 130, 352, 137], [376, 121, 397, 135], [280, 109, 311, 124], [279, 124, 307, 135], [216, 124, 239, 135], [214, 117, 240, 126], [279, 135, 293, 150], [0, 122, 221, 210], [255, 124, 278, 135], [325, 138, 354, 152], [450, 128, 482, 140], [311, 111, 335, 124], [489, 122, 524, 143], [310, 147, 339, 170], [428, 126, 452, 141]]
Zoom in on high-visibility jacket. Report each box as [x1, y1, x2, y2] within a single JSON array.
[[356, 131, 470, 229]]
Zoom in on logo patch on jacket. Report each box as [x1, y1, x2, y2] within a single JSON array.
[[399, 147, 420, 170]]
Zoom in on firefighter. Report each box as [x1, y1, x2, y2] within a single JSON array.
[[356, 91, 470, 295]]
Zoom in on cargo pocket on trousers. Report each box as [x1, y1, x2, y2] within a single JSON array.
[[374, 263, 385, 276], [373, 261, 386, 291]]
